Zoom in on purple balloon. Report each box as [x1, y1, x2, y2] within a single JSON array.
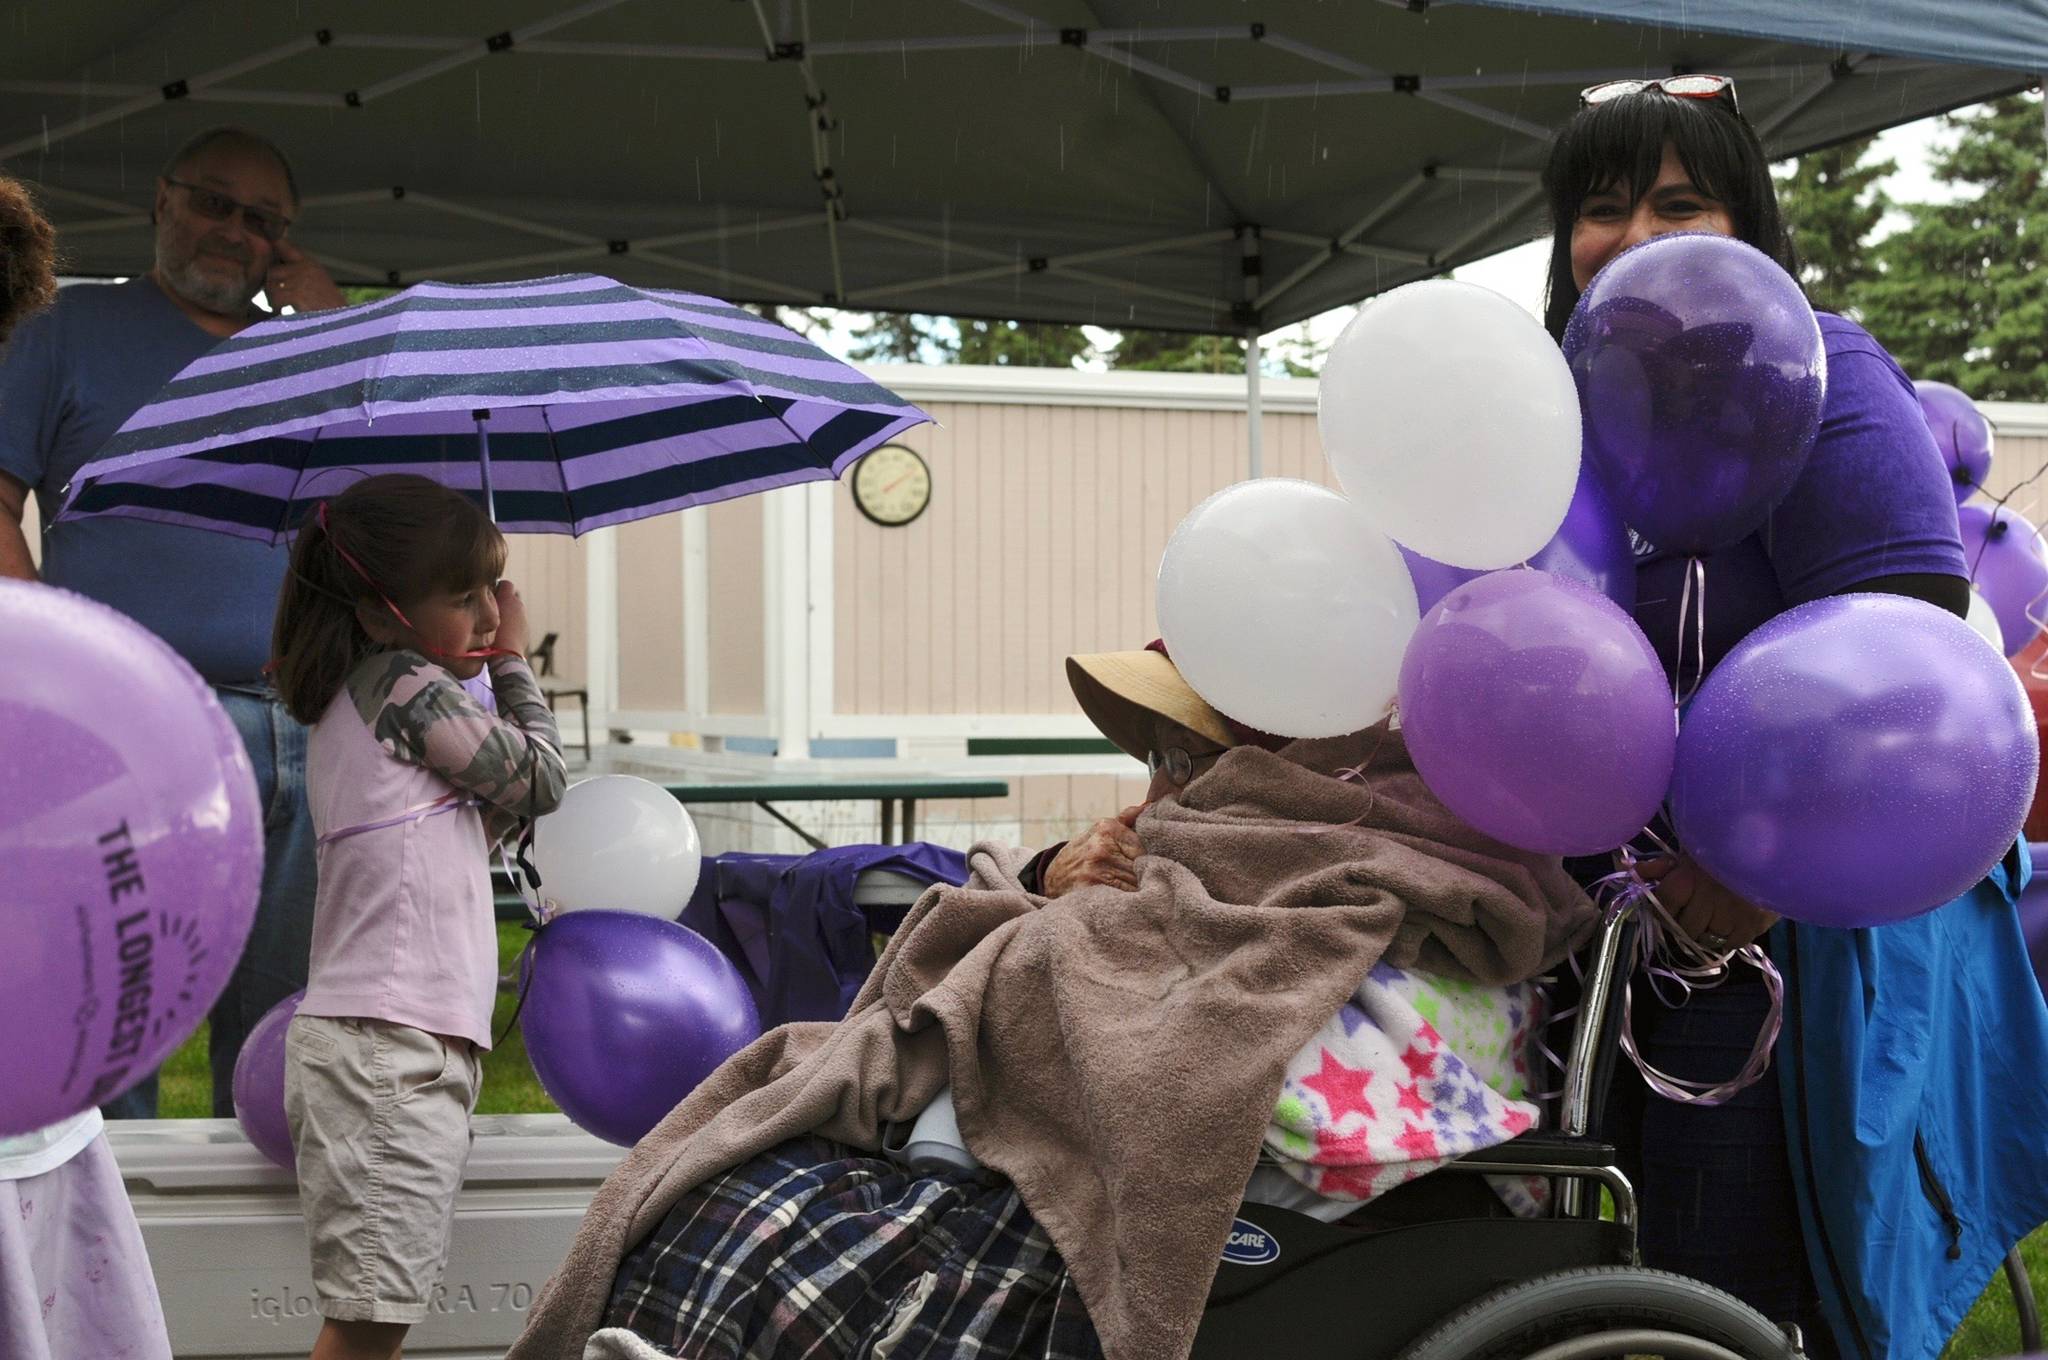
[[1400, 463, 1638, 616], [232, 991, 303, 1170], [522, 910, 761, 1147], [1397, 569, 1676, 856], [2019, 846, 2048, 1002], [1563, 232, 1826, 556], [1959, 503, 2048, 659], [0, 581, 263, 1135], [1672, 594, 2037, 927], [1915, 380, 1994, 504]]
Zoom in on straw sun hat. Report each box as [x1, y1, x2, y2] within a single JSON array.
[[1064, 644, 1237, 764]]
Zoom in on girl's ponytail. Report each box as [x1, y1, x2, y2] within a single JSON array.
[[270, 509, 373, 724]]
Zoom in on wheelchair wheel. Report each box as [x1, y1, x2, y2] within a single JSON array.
[[1396, 1266, 1795, 1360]]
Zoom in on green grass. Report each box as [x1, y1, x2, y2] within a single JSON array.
[[158, 920, 556, 1120], [1944, 1230, 2048, 1359], [150, 930, 2047, 1355]]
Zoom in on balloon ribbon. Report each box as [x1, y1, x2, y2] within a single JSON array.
[[1589, 834, 1784, 1106]]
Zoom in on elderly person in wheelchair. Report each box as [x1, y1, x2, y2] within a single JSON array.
[[508, 646, 1801, 1360]]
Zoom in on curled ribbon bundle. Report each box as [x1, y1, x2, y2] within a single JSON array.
[[1591, 832, 1784, 1106]]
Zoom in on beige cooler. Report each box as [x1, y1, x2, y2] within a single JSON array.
[[107, 1114, 623, 1360]]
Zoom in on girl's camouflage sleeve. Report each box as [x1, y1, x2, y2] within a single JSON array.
[[349, 650, 568, 846]]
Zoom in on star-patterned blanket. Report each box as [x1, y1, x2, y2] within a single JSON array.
[[509, 724, 1595, 1360], [1269, 963, 1546, 1215]]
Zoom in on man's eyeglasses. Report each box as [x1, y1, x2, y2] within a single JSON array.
[[1145, 745, 1223, 789], [1579, 74, 1739, 116], [165, 178, 293, 244]]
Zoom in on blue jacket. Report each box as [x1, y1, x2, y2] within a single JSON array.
[[1777, 840, 2048, 1360]]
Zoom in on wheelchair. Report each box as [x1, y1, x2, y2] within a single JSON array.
[[1194, 897, 1799, 1360], [713, 859, 2040, 1360]]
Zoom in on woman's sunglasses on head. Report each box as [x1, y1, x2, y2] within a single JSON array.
[[1579, 73, 1739, 115]]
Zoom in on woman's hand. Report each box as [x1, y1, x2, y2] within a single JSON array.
[[493, 579, 531, 659], [1043, 807, 1144, 896], [1638, 854, 1779, 953]]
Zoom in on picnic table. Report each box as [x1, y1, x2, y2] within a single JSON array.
[[494, 753, 1012, 916], [568, 749, 1011, 849]]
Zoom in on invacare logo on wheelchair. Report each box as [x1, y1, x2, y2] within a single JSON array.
[[1222, 1219, 1282, 1266]]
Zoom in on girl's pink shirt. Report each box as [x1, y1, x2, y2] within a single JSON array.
[[299, 652, 563, 1048]]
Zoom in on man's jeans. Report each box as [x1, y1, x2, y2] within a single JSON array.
[[99, 690, 317, 1119]]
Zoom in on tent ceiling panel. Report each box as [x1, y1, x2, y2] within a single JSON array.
[[1, 0, 2037, 332]]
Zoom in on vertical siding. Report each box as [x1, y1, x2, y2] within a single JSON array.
[[503, 529, 584, 686], [446, 417, 2048, 723], [615, 515, 686, 711], [707, 494, 765, 715], [822, 400, 1326, 717], [811, 401, 1327, 712], [1984, 433, 2048, 518], [58, 386, 2046, 732]]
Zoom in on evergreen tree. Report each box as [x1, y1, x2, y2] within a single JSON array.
[[1108, 323, 1325, 376], [954, 316, 1097, 367], [844, 311, 942, 364], [841, 312, 1097, 366], [1774, 136, 1894, 317], [1108, 329, 1246, 373], [1854, 95, 2048, 399]]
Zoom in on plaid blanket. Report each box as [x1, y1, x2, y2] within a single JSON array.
[[603, 1136, 1102, 1359]]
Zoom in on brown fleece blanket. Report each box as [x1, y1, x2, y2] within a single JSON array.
[[507, 725, 1594, 1360]]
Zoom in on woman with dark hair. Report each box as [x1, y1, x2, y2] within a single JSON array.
[[1541, 79, 2048, 1360]]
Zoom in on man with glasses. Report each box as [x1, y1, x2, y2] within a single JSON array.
[[0, 125, 347, 1119]]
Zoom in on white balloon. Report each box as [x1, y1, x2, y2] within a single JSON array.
[[1967, 588, 2006, 654], [1157, 479, 1420, 738], [530, 775, 702, 919], [1318, 279, 1581, 570]]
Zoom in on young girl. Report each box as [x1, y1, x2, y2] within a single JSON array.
[[271, 473, 566, 1360]]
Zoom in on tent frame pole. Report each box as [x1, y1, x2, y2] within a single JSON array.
[[1247, 330, 1264, 480]]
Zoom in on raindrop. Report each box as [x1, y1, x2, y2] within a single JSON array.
[[695, 157, 703, 201]]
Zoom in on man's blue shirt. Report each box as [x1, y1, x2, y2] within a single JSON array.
[[0, 277, 289, 684]]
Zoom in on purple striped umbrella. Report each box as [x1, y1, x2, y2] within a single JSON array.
[[56, 274, 929, 538]]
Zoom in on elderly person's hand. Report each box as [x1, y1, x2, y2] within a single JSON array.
[[1639, 854, 1778, 954], [1042, 806, 1145, 896], [265, 239, 347, 313]]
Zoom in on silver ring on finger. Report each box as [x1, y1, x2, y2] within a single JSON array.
[[1697, 930, 1731, 953]]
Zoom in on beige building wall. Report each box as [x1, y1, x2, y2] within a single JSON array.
[[19, 382, 2048, 858], [829, 395, 1335, 718], [1975, 410, 2048, 515]]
